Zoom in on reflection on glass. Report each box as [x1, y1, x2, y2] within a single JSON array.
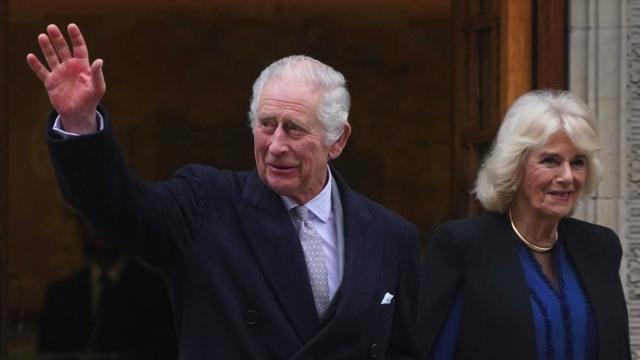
[[36, 220, 177, 360]]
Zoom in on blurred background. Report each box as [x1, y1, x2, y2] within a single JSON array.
[[5, 0, 455, 358], [10, 0, 640, 358]]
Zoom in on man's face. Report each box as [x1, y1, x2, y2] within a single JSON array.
[[253, 77, 349, 204]]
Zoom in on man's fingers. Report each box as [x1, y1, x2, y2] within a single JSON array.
[[26, 53, 50, 83], [47, 24, 72, 62], [37, 33, 60, 70], [67, 23, 89, 61], [91, 59, 106, 94]]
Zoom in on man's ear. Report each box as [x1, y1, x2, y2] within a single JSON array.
[[328, 123, 351, 160]]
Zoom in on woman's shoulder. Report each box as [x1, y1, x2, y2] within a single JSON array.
[[560, 216, 618, 240], [560, 217, 622, 262], [436, 212, 508, 237], [426, 212, 509, 260]]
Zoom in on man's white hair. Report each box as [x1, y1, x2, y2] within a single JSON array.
[[248, 55, 350, 144]]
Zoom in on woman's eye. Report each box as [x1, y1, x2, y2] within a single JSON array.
[[571, 158, 586, 167], [541, 157, 558, 165]]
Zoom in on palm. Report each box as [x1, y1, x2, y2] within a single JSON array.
[[46, 58, 99, 118], [27, 24, 106, 134]]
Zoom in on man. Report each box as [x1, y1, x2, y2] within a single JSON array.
[[28, 23, 420, 359]]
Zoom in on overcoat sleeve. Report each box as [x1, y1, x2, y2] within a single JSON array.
[[46, 108, 209, 268]]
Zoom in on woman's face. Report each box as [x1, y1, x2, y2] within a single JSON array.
[[514, 131, 588, 220]]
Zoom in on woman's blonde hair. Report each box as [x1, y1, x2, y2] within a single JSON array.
[[473, 90, 602, 212]]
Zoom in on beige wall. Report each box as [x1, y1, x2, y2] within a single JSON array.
[[8, 0, 452, 354]]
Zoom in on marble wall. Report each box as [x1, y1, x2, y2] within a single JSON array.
[[570, 0, 637, 356]]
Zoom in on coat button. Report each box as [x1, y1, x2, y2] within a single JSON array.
[[243, 309, 259, 326], [368, 343, 377, 358]]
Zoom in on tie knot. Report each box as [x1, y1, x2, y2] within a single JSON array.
[[293, 205, 311, 222]]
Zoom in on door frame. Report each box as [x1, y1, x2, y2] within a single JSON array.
[[1, 0, 8, 357], [451, 0, 566, 217]]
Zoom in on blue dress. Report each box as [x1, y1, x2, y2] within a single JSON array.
[[430, 240, 595, 359]]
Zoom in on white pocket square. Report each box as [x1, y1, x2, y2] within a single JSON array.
[[380, 292, 394, 304]]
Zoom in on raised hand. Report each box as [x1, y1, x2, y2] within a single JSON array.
[[26, 23, 106, 134]]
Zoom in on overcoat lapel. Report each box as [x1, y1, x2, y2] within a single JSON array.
[[561, 220, 614, 358], [238, 171, 320, 343], [331, 174, 384, 324], [474, 213, 537, 359], [292, 170, 385, 358]]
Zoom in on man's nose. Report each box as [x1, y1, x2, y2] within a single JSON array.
[[268, 126, 289, 155]]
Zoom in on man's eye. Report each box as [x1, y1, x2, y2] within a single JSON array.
[[259, 119, 275, 127], [284, 123, 303, 132], [257, 120, 276, 135]]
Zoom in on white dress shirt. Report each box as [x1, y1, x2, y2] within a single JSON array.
[[52, 112, 104, 138], [281, 170, 341, 300]]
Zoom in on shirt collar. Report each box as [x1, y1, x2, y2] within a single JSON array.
[[281, 167, 333, 223]]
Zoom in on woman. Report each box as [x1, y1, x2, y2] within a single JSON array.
[[418, 90, 630, 359]]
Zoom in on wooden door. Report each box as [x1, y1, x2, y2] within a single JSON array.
[[451, 0, 565, 216], [0, 0, 7, 358]]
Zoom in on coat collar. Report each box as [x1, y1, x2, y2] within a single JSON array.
[[237, 168, 385, 350], [238, 169, 319, 343], [479, 213, 538, 359], [559, 219, 626, 359], [488, 214, 624, 359], [292, 168, 385, 357]]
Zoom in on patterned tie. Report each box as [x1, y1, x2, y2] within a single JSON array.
[[293, 206, 330, 315]]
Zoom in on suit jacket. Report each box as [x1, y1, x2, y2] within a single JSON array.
[[417, 212, 630, 360], [46, 109, 420, 359], [38, 258, 178, 359]]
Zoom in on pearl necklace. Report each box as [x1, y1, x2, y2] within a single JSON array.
[[508, 210, 557, 253]]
